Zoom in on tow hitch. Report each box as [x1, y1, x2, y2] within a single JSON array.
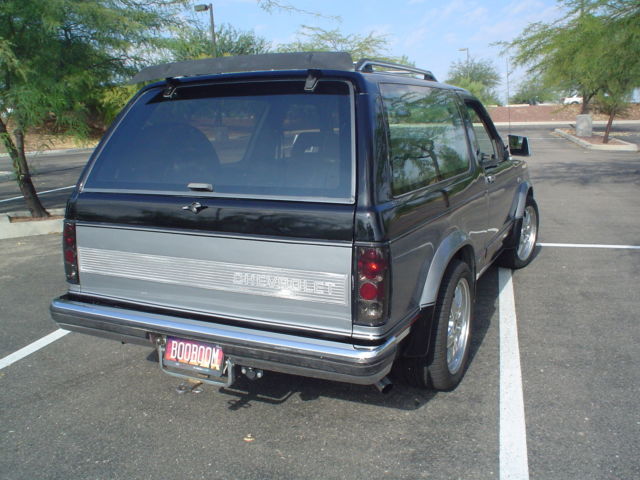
[[241, 367, 264, 380]]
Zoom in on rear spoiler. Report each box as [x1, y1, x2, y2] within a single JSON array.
[[129, 52, 354, 84]]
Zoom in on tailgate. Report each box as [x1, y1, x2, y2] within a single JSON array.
[[74, 222, 353, 336]]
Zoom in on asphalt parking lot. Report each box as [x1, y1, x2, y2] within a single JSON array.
[[1, 127, 639, 479], [0, 149, 90, 214]]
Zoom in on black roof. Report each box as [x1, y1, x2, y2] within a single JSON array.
[[129, 52, 437, 84]]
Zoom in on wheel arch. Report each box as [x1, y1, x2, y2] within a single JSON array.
[[403, 239, 475, 359], [512, 182, 535, 220], [418, 231, 476, 308]]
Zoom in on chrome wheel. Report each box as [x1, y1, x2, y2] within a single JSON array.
[[516, 205, 537, 261], [403, 260, 474, 390], [446, 277, 471, 375]]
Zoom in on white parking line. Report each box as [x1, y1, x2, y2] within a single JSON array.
[[498, 267, 530, 480], [0, 329, 69, 370], [538, 242, 640, 250], [0, 185, 74, 204]]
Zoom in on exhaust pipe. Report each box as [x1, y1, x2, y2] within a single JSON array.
[[374, 376, 393, 394]]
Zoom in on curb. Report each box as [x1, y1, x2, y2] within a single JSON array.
[[0, 147, 95, 159], [494, 120, 640, 127], [553, 129, 639, 151], [495, 121, 574, 127], [0, 208, 65, 240]]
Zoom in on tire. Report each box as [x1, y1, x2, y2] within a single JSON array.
[[402, 260, 474, 391], [499, 197, 539, 269]]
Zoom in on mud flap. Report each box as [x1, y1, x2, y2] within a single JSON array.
[[400, 306, 436, 358]]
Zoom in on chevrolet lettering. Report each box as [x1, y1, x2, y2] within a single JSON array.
[[51, 52, 538, 393], [232, 272, 339, 297]]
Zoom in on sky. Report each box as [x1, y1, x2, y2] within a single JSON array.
[[190, 0, 566, 101]]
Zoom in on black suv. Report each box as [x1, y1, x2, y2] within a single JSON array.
[[51, 52, 537, 393]]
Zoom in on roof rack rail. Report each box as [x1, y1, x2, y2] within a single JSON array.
[[355, 59, 437, 82], [129, 52, 354, 84]]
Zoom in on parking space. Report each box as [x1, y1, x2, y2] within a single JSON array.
[[1, 128, 639, 479], [516, 247, 639, 480], [0, 234, 67, 358], [510, 126, 640, 246], [507, 125, 640, 480]]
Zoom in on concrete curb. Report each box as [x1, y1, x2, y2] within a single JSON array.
[[0, 208, 65, 240], [495, 121, 574, 127], [554, 129, 639, 151], [494, 120, 640, 127]]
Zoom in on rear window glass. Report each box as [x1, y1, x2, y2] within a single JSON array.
[[380, 84, 470, 196], [84, 80, 354, 202]]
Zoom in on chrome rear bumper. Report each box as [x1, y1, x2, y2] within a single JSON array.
[[50, 296, 407, 385]]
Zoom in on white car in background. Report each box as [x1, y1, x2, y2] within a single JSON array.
[[563, 94, 583, 105]]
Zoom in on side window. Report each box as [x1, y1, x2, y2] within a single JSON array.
[[380, 84, 470, 196], [465, 103, 498, 164]]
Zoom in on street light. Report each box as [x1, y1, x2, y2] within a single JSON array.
[[458, 47, 469, 79], [194, 3, 217, 58]]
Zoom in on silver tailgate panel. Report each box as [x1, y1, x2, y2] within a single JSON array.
[[75, 226, 353, 335]]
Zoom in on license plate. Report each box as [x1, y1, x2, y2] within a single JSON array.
[[163, 337, 224, 374]]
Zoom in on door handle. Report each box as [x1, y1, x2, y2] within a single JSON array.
[[486, 175, 496, 184]]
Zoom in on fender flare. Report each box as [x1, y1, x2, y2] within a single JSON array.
[[512, 181, 534, 220], [418, 229, 473, 307]]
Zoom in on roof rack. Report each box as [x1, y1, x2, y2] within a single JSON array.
[[355, 59, 437, 82], [129, 52, 354, 84]]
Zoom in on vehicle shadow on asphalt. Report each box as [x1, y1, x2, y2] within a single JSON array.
[[196, 267, 499, 412], [468, 265, 498, 370]]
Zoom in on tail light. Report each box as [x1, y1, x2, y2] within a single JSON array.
[[63, 221, 79, 284], [354, 246, 390, 326]]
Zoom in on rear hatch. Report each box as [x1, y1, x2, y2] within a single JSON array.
[[69, 77, 357, 337]]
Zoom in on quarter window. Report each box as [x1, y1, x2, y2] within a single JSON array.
[[380, 84, 470, 196]]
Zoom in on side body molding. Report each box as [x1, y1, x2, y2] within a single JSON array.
[[418, 229, 472, 307]]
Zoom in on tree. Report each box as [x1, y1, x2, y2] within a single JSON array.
[[505, 0, 640, 116], [510, 78, 560, 105], [165, 23, 271, 62], [595, 92, 631, 143], [585, 1, 640, 142], [278, 25, 411, 64], [0, 0, 187, 217], [257, 0, 339, 19], [446, 58, 501, 105], [507, 13, 602, 113]]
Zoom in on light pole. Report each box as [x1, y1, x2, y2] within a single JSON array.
[[194, 3, 216, 58], [505, 57, 511, 107], [458, 48, 469, 80]]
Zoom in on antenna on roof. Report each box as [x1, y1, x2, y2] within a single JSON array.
[[506, 57, 512, 135]]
